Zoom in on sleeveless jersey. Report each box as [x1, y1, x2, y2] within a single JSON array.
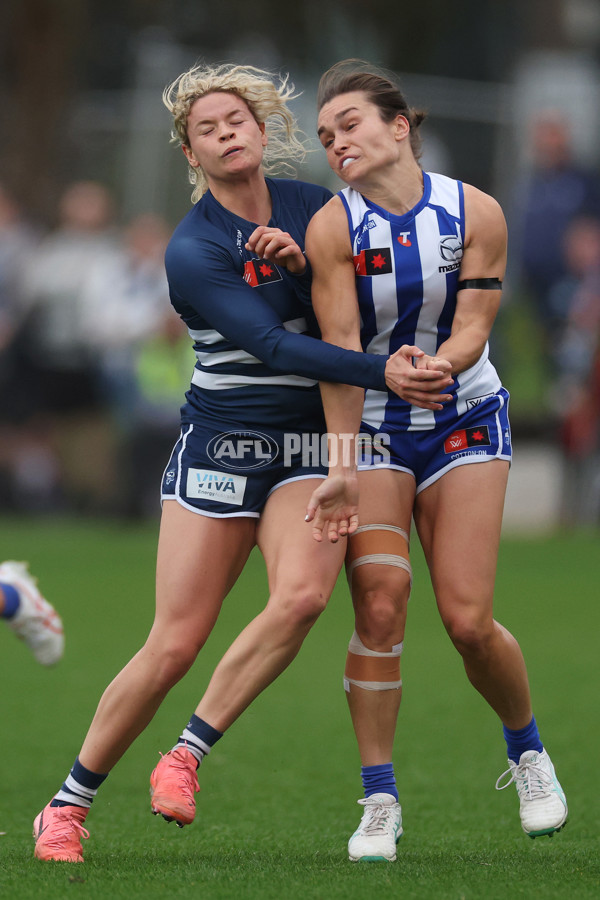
[[338, 171, 502, 432], [165, 178, 388, 431]]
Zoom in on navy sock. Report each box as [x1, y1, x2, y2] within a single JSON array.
[[361, 763, 398, 801], [176, 714, 223, 765], [1, 583, 20, 619], [51, 756, 108, 808], [503, 716, 543, 764]]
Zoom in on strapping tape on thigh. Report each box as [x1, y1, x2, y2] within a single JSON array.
[[346, 523, 412, 586]]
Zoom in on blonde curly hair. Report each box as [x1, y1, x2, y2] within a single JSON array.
[[163, 62, 307, 202]]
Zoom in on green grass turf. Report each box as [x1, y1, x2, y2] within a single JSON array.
[[0, 516, 598, 899]]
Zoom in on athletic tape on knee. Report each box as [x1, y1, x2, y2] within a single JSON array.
[[346, 524, 412, 587], [344, 629, 403, 692]]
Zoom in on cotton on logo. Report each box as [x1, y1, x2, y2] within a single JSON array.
[[397, 232, 412, 247], [444, 426, 491, 454]]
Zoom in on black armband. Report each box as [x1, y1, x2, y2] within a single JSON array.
[[457, 278, 502, 291]]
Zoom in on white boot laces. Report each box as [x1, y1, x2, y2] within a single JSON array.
[[357, 798, 395, 836], [495, 757, 552, 800]]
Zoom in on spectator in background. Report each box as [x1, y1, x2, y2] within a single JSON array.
[[0, 183, 39, 354], [20, 180, 118, 411], [81, 213, 190, 516], [511, 113, 600, 354], [16, 180, 119, 512], [81, 212, 173, 425], [2, 188, 186, 518], [549, 215, 600, 348], [122, 308, 191, 517], [552, 216, 600, 526], [0, 183, 41, 508]]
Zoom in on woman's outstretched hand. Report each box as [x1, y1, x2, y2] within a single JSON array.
[[305, 473, 359, 543]]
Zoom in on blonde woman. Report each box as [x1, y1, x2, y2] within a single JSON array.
[[32, 62, 436, 862]]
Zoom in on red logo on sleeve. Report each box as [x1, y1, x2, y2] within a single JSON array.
[[243, 259, 283, 287], [354, 247, 393, 276], [444, 425, 491, 454]]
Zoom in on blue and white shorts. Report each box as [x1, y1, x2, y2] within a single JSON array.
[[161, 421, 327, 517], [357, 388, 512, 493]]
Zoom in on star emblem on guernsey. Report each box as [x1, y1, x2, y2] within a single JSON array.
[[259, 263, 273, 277], [471, 430, 485, 441], [371, 253, 387, 270]]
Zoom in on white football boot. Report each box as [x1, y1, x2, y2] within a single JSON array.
[[348, 792, 403, 862], [1, 561, 64, 665], [496, 749, 567, 837]]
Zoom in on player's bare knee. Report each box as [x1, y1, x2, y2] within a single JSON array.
[[290, 593, 328, 628], [143, 630, 205, 686], [270, 585, 329, 630], [149, 648, 197, 689], [444, 613, 494, 659]]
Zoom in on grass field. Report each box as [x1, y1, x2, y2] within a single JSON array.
[[0, 515, 598, 899]]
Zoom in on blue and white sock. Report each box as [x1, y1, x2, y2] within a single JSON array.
[[361, 763, 398, 801], [1, 583, 21, 619], [503, 716, 544, 764], [175, 714, 223, 765], [51, 757, 108, 808]]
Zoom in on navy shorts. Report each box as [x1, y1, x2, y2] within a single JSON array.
[[161, 422, 327, 517], [357, 388, 511, 492]]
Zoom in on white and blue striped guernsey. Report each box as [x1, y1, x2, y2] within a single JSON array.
[[339, 171, 502, 433]]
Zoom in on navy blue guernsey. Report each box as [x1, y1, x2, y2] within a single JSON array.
[[165, 178, 388, 428]]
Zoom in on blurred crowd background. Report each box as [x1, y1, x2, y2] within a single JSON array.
[[1, 0, 600, 527]]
